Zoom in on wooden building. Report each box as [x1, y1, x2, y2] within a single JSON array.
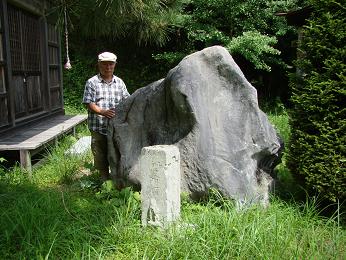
[[0, 0, 64, 132], [0, 0, 86, 171]]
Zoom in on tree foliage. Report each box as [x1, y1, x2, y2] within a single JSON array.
[[154, 0, 304, 72], [51, 0, 185, 46], [288, 0, 346, 201], [227, 31, 280, 71], [54, 0, 305, 105]]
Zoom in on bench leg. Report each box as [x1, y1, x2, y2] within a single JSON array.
[[20, 149, 32, 173]]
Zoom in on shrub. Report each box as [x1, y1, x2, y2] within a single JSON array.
[[63, 57, 96, 114], [288, 0, 346, 201]]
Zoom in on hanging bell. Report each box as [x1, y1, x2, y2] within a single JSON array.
[[63, 5, 72, 70], [64, 59, 72, 70]]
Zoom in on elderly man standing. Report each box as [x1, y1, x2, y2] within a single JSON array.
[[83, 52, 130, 181]]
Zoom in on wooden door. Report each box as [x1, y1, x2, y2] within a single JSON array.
[[0, 7, 9, 128], [7, 4, 43, 119], [47, 23, 63, 110]]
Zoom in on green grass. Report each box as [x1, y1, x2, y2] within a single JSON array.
[[264, 101, 304, 201], [0, 110, 345, 259], [0, 175, 345, 259]]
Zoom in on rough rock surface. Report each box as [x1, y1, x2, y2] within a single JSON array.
[[108, 46, 282, 205]]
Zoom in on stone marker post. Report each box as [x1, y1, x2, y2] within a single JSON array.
[[140, 145, 180, 227]]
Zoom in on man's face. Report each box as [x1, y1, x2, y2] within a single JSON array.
[[98, 61, 115, 77]]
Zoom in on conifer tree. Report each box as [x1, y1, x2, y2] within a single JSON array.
[[288, 0, 346, 201]]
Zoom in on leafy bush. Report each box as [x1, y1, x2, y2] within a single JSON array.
[[228, 31, 281, 71], [63, 53, 166, 110], [288, 0, 346, 201], [116, 61, 167, 94], [63, 57, 96, 114], [154, 0, 302, 71]]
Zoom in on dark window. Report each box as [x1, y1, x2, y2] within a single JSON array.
[[7, 4, 41, 75], [0, 2, 9, 127], [0, 20, 5, 94], [0, 35, 4, 93]]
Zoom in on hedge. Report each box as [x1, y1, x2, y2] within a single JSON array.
[[288, 0, 346, 201]]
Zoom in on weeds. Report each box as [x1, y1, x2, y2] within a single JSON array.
[[0, 113, 345, 259]]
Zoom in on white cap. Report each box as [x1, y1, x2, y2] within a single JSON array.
[[98, 52, 117, 62]]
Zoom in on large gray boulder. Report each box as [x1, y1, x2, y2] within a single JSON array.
[[108, 46, 282, 205]]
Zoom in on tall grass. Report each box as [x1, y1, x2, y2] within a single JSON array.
[[0, 112, 345, 259], [1, 178, 344, 259]]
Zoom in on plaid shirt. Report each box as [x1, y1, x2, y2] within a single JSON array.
[[83, 74, 130, 135]]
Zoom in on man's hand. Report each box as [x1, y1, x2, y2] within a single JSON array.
[[87, 103, 116, 118], [100, 109, 115, 118]]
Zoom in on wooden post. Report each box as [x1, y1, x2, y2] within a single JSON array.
[[20, 149, 32, 173], [2, 0, 16, 128]]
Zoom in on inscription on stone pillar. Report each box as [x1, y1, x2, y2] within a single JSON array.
[[140, 145, 180, 227]]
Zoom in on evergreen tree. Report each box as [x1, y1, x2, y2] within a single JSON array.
[[154, 0, 304, 72], [288, 0, 346, 201], [51, 0, 185, 46]]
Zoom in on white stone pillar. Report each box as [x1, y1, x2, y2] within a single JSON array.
[[140, 145, 180, 227]]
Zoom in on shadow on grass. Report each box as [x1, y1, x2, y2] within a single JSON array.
[[272, 162, 346, 226]]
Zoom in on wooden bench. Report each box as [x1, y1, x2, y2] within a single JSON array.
[[0, 114, 87, 172]]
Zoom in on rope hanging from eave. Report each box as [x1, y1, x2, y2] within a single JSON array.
[[64, 5, 72, 70]]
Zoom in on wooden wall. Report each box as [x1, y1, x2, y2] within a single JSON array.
[[47, 23, 63, 110], [0, 0, 63, 133], [0, 0, 9, 128]]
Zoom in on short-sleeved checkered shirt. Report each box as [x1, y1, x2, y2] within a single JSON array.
[[82, 74, 130, 135]]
